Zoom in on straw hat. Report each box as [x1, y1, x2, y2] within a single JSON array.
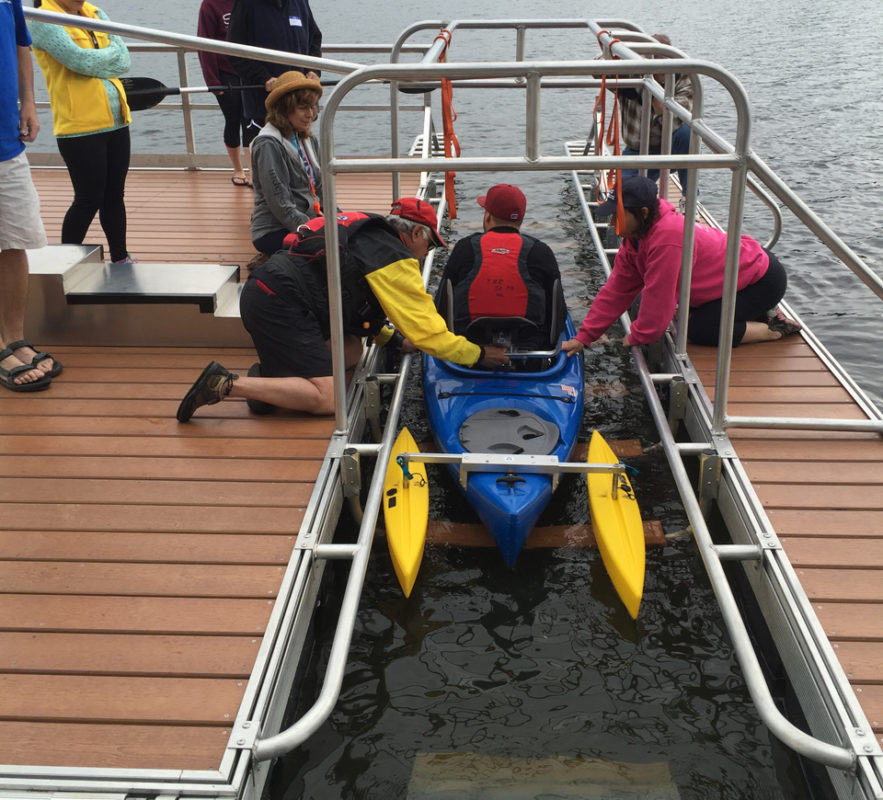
[[265, 71, 323, 111]]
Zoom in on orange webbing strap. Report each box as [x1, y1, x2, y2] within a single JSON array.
[[594, 32, 627, 237], [607, 88, 626, 236], [434, 29, 460, 219]]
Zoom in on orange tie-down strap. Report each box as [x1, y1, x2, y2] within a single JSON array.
[[434, 29, 460, 219]]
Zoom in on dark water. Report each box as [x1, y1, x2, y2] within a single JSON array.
[[26, 3, 880, 797], [262, 183, 808, 798]]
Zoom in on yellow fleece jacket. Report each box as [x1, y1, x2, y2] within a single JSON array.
[[31, 0, 131, 136]]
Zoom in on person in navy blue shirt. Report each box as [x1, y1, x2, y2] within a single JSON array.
[[226, 0, 322, 146], [0, 0, 62, 391]]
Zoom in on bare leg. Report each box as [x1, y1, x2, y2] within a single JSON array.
[[227, 334, 363, 415], [740, 320, 784, 344], [229, 374, 335, 414], [226, 144, 247, 183], [0, 248, 49, 385]]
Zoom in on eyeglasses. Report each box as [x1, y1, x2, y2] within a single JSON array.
[[295, 103, 320, 114]]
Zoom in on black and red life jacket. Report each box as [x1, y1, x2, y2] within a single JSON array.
[[465, 230, 532, 319], [271, 212, 390, 336], [453, 230, 546, 332]]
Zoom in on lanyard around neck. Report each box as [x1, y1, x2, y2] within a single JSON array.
[[291, 135, 321, 216]]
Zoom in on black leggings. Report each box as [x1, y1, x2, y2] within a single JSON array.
[[214, 71, 249, 149], [252, 229, 288, 256], [687, 250, 787, 346], [56, 126, 130, 262]]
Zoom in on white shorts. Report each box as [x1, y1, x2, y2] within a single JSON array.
[[0, 152, 47, 251]]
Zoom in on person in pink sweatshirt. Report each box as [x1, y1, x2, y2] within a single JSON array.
[[563, 175, 801, 355]]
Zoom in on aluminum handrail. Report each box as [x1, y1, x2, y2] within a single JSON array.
[[629, 348, 856, 771], [256, 31, 867, 770], [568, 148, 858, 772]]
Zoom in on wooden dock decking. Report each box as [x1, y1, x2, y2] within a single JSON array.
[[688, 338, 883, 748], [1, 166, 880, 783], [29, 165, 420, 267], [0, 343, 334, 769], [0, 166, 414, 775]]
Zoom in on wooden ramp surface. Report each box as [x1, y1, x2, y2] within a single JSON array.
[[689, 337, 883, 748], [0, 344, 335, 770]]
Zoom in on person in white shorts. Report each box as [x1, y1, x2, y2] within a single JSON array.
[[1, 0, 62, 392]]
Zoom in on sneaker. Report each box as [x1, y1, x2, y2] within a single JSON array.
[[176, 361, 238, 422], [112, 254, 138, 265], [245, 362, 274, 415], [767, 307, 802, 338]]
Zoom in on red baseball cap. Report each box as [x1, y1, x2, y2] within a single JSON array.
[[477, 184, 526, 222], [390, 197, 447, 248]]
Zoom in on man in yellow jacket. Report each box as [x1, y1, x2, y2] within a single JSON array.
[[177, 198, 510, 421]]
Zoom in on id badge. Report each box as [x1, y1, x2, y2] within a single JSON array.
[[289, 15, 303, 26]]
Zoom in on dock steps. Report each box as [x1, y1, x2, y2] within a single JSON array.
[[24, 244, 249, 347]]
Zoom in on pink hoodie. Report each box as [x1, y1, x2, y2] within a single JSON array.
[[575, 199, 769, 346]]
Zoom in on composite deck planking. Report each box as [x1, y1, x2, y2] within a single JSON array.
[[0, 342, 333, 771], [688, 337, 883, 747], [30, 167, 420, 269], [3, 166, 420, 776]]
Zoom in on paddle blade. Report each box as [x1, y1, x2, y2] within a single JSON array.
[[382, 427, 428, 597], [120, 77, 178, 112], [586, 430, 645, 619]]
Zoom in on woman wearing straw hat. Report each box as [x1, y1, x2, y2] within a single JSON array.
[[249, 70, 324, 257]]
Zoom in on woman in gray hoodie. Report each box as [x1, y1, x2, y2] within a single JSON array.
[[249, 71, 323, 256]]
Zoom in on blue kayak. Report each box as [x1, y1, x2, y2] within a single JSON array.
[[423, 316, 585, 565]]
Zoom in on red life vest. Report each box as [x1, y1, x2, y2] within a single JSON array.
[[465, 230, 533, 320], [283, 211, 374, 257]]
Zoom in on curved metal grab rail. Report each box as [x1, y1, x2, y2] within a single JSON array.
[[569, 162, 857, 771]]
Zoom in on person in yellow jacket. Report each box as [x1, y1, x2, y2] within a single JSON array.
[[29, 0, 135, 264], [176, 198, 511, 421]]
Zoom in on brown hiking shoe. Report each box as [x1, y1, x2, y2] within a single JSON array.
[[176, 362, 238, 422]]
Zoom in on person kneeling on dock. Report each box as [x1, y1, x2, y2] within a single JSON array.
[[562, 175, 802, 356], [436, 183, 566, 351], [176, 198, 510, 421]]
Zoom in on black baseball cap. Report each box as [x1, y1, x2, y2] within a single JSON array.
[[596, 175, 658, 216]]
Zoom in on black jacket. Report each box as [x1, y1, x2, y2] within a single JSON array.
[[227, 0, 322, 120]]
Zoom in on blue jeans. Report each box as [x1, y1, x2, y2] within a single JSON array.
[[623, 124, 692, 192]]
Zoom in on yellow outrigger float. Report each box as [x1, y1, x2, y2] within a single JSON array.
[[586, 430, 646, 619], [382, 427, 428, 597], [382, 426, 645, 618]]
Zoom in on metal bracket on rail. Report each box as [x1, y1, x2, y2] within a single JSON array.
[[363, 375, 382, 442], [340, 447, 364, 523], [667, 374, 689, 434], [697, 449, 722, 518], [397, 451, 632, 492]]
